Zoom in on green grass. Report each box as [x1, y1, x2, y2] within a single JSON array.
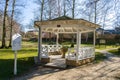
[[0, 41, 116, 79], [0, 47, 37, 79], [95, 44, 119, 50], [95, 52, 107, 63], [108, 49, 120, 56]]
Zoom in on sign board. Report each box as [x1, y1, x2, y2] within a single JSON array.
[[12, 33, 22, 51], [12, 33, 22, 75], [100, 39, 106, 44]]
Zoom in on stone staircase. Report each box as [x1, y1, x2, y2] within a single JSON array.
[[45, 55, 66, 69]]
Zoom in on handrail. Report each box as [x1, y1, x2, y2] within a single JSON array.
[[67, 47, 95, 60]]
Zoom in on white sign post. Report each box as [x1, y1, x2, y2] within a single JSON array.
[[12, 33, 22, 75]]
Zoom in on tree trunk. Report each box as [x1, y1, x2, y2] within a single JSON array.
[[71, 0, 75, 44], [72, 0, 75, 18], [1, 0, 9, 48], [8, 0, 16, 47], [57, 0, 61, 17], [38, 0, 44, 62], [64, 0, 66, 16], [94, 0, 97, 24], [48, 0, 52, 20]]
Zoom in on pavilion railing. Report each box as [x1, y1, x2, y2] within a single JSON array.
[[67, 47, 95, 60], [41, 45, 62, 58]]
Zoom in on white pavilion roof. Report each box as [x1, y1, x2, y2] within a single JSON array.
[[34, 16, 100, 33]]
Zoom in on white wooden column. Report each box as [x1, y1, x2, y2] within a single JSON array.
[[40, 28, 42, 60], [56, 33, 59, 46], [76, 31, 81, 62], [93, 30, 96, 47], [38, 27, 42, 61], [93, 30, 96, 58]]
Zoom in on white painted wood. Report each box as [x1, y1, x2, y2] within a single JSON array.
[[39, 27, 42, 60], [67, 47, 95, 60], [81, 30, 95, 33], [67, 48, 76, 60], [40, 28, 42, 60], [93, 30, 96, 47], [79, 32, 81, 47], [35, 19, 100, 29], [14, 50, 17, 75], [35, 18, 99, 62], [93, 30, 96, 57], [12, 33, 21, 51], [41, 26, 95, 33], [76, 30, 80, 62], [41, 45, 62, 58], [38, 28, 41, 61], [56, 33, 59, 46]]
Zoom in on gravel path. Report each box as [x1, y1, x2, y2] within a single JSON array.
[[14, 49, 120, 80]]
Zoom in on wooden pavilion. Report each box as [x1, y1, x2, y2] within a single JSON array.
[[34, 16, 100, 67]]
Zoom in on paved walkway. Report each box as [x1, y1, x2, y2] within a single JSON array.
[[14, 49, 120, 80]]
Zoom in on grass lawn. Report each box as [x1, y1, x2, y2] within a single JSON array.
[[95, 44, 119, 50], [0, 41, 37, 79], [108, 49, 120, 56], [0, 41, 113, 79]]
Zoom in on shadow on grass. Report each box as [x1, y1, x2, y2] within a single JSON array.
[[95, 52, 107, 63], [109, 49, 120, 56], [0, 52, 108, 80], [13, 53, 108, 80], [0, 57, 35, 80]]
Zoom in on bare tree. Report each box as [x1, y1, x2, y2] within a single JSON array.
[[8, 0, 16, 47], [48, 0, 52, 19], [72, 0, 75, 18], [71, 0, 76, 44], [1, 0, 9, 48], [113, 0, 120, 30], [46, 0, 57, 19], [57, 0, 61, 17], [63, 0, 66, 16]]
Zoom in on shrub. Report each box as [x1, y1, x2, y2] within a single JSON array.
[[60, 46, 68, 58], [29, 37, 38, 42], [118, 47, 120, 52], [70, 43, 74, 47]]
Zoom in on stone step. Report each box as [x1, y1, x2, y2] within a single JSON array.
[[45, 58, 66, 69]]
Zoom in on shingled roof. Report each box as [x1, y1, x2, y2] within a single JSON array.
[[51, 16, 73, 21], [35, 15, 100, 33]]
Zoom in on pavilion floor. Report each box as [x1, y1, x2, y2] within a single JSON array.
[[44, 55, 66, 69]]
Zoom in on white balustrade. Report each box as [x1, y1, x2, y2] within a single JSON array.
[[66, 48, 76, 60], [41, 46, 48, 58], [67, 47, 95, 60], [41, 45, 62, 58], [41, 45, 95, 60]]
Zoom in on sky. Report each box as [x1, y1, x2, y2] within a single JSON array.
[[20, 0, 38, 25], [19, 0, 115, 30]]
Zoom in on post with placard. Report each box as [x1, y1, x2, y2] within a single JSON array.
[[12, 33, 22, 75], [99, 39, 106, 48]]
